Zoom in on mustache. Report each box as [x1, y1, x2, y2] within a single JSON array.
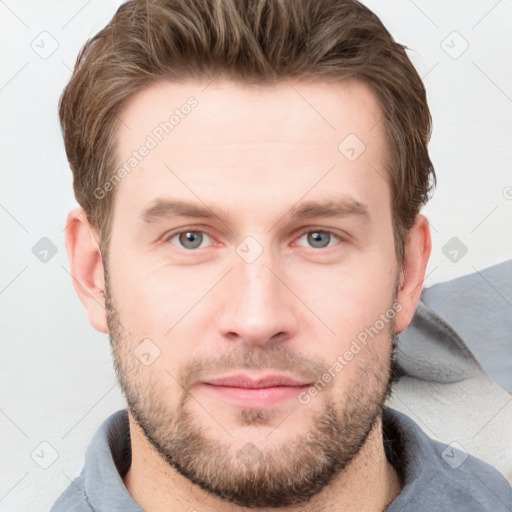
[[178, 344, 329, 391]]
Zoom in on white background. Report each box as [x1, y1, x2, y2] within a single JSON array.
[[1, 1, 511, 510]]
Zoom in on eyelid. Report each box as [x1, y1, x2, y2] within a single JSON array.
[[293, 229, 341, 249], [163, 227, 216, 248]]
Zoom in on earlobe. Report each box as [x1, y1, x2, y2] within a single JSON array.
[[65, 208, 109, 333], [394, 215, 431, 335]]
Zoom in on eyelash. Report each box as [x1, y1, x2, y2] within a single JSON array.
[[164, 227, 343, 250]]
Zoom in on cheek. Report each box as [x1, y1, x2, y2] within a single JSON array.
[[297, 262, 396, 329], [107, 247, 213, 331], [289, 267, 397, 378]]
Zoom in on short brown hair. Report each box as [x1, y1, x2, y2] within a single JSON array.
[[59, 0, 435, 262]]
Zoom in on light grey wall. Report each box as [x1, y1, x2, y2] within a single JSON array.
[[1, 1, 511, 510]]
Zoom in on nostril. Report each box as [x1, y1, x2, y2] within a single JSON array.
[[270, 331, 287, 343]]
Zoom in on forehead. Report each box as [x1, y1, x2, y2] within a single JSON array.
[[118, 78, 385, 148], [112, 78, 390, 226]]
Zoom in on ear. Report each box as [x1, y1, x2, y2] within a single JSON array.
[[65, 207, 108, 333], [394, 214, 431, 335]]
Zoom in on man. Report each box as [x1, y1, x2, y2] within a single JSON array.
[[52, 0, 512, 510]]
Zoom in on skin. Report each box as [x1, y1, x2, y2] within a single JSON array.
[[65, 78, 431, 511]]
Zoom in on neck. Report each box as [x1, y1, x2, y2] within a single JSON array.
[[123, 413, 401, 512]]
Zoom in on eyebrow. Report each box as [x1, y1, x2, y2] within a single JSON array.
[[289, 198, 370, 222], [140, 197, 370, 225], [141, 199, 219, 224]]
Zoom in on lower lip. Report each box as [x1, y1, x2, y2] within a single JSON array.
[[201, 383, 309, 408]]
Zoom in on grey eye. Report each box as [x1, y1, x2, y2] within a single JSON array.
[[174, 231, 206, 249], [308, 231, 331, 248], [297, 231, 339, 249]]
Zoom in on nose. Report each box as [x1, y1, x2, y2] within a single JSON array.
[[215, 254, 299, 347]]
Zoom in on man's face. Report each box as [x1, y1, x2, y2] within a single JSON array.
[[105, 79, 399, 507]]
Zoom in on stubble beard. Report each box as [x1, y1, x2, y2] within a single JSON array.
[[105, 275, 397, 508]]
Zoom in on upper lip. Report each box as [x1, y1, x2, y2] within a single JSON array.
[[202, 373, 311, 389]]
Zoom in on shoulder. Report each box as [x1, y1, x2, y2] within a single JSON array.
[[49, 475, 94, 512], [49, 409, 133, 512], [383, 407, 512, 511]]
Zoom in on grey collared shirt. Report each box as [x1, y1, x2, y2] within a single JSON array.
[[50, 407, 512, 511]]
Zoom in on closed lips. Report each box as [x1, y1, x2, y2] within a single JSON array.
[[202, 374, 311, 388]]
